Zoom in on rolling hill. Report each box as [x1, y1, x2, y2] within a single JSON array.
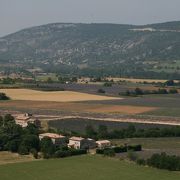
[[0, 21, 180, 78]]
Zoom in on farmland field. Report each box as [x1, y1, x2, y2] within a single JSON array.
[[0, 100, 156, 115], [48, 118, 174, 133], [1, 87, 180, 128], [112, 137, 180, 150], [112, 137, 180, 159], [0, 89, 120, 102], [0, 155, 179, 180]]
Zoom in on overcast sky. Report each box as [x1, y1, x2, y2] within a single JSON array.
[[0, 0, 180, 37]]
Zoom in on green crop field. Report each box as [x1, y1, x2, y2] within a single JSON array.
[[112, 137, 180, 150], [0, 155, 180, 180], [112, 138, 180, 159]]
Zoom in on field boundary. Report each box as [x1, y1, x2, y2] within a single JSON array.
[[48, 115, 180, 126]]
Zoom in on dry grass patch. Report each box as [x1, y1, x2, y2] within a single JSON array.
[[0, 89, 121, 102], [0, 151, 34, 165]]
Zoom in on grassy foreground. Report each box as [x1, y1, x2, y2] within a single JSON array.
[[0, 155, 179, 180]]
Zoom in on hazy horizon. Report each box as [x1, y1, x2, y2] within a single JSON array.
[[1, 0, 180, 37]]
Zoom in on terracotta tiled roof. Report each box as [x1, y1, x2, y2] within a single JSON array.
[[39, 133, 65, 139], [69, 136, 84, 141], [96, 140, 111, 144]]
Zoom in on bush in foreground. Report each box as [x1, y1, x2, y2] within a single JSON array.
[[135, 153, 180, 171]]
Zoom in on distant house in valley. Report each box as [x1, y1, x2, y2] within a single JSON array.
[[68, 136, 96, 149], [96, 140, 111, 149], [15, 113, 41, 128], [68, 137, 85, 149], [39, 133, 67, 146]]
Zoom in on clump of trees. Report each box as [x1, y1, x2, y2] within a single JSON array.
[[97, 89, 106, 93], [0, 114, 39, 158], [164, 80, 180, 87], [85, 125, 108, 140], [137, 153, 180, 171], [120, 87, 178, 96], [0, 93, 10, 100], [103, 82, 113, 87]]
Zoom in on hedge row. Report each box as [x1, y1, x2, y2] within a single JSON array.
[[96, 144, 142, 154], [54, 149, 87, 158]]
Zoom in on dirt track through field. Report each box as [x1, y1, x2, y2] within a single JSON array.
[[52, 115, 180, 126]]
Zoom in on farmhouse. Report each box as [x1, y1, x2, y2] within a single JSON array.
[[15, 113, 41, 128], [68, 137, 96, 149], [68, 137, 85, 149], [96, 140, 111, 149], [39, 133, 67, 146]]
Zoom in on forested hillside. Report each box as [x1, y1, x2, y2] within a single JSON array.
[[0, 21, 180, 78]]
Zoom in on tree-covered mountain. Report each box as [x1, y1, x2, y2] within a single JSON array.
[[0, 21, 180, 78]]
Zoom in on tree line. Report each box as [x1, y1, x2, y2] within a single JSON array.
[[96, 144, 142, 157], [84, 124, 180, 140], [120, 87, 178, 96]]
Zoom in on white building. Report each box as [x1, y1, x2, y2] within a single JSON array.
[[68, 137, 85, 149], [96, 140, 111, 149], [68, 137, 96, 149]]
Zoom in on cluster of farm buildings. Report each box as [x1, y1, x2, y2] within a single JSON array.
[[39, 133, 111, 150], [14, 113, 111, 150]]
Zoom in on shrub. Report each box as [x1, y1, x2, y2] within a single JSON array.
[[136, 159, 146, 166], [127, 150, 138, 161], [18, 144, 29, 155], [127, 145, 142, 152], [55, 150, 71, 158], [169, 88, 178, 94], [104, 148, 115, 157], [97, 89, 105, 93], [158, 88, 168, 94], [30, 148, 38, 159], [135, 88, 144, 95], [104, 82, 112, 87], [113, 146, 127, 153], [96, 149, 104, 154], [69, 149, 87, 156]]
